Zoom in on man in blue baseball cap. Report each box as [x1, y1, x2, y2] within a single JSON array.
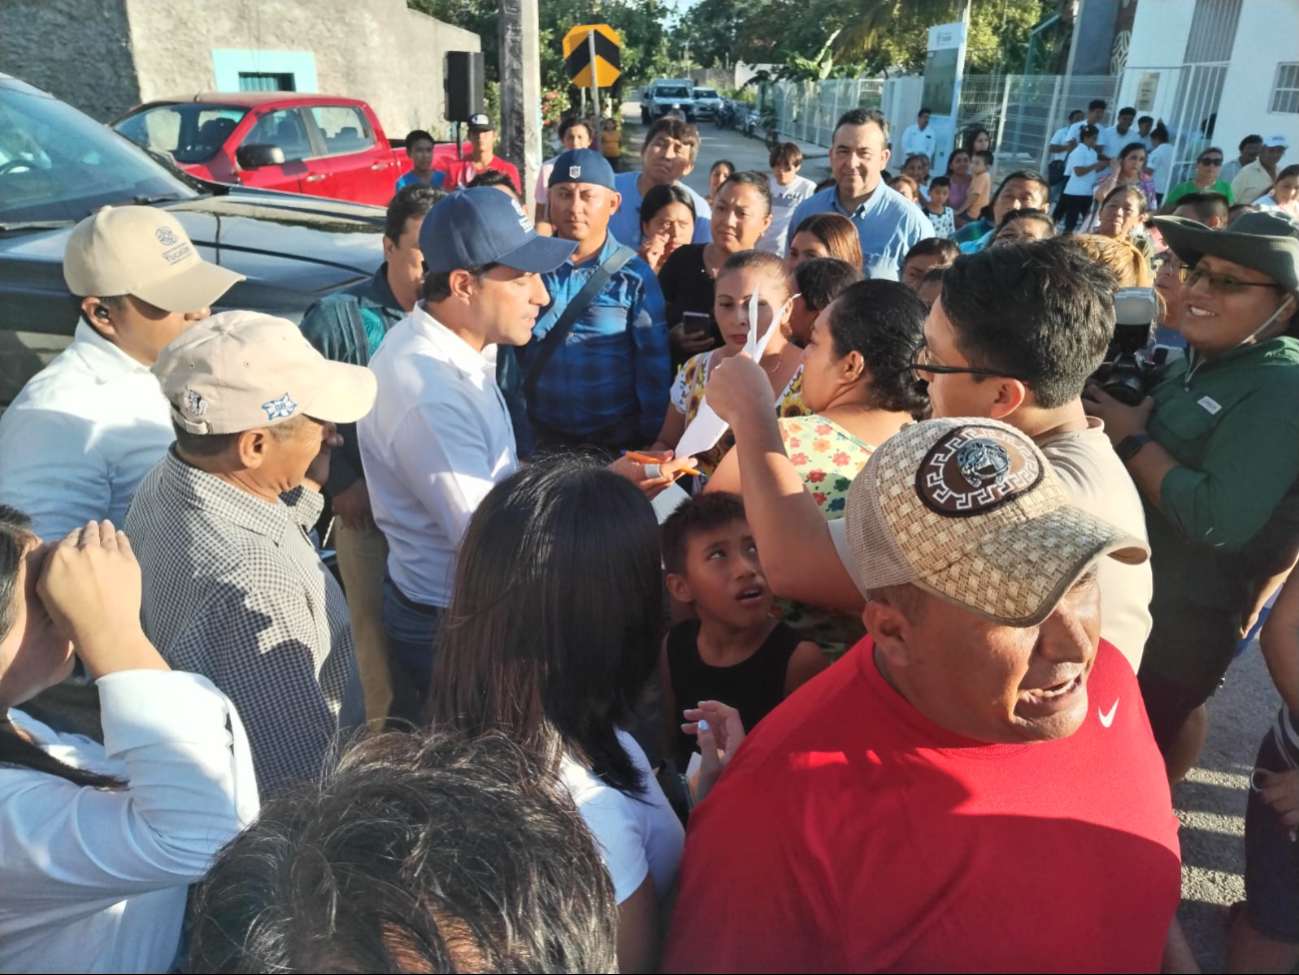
[[500, 148, 670, 455], [356, 187, 575, 718]]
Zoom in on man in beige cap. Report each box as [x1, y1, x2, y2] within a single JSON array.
[[0, 205, 243, 539], [126, 310, 377, 796], [665, 417, 1183, 975]]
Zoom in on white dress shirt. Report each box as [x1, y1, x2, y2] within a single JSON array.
[[1049, 125, 1074, 161], [0, 320, 174, 540], [359, 304, 519, 608], [0, 670, 258, 974], [900, 123, 937, 161]]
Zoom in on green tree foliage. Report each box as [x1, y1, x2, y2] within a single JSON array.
[[676, 0, 1048, 77], [409, 0, 676, 91]]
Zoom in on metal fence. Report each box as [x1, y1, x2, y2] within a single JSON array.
[[954, 74, 1119, 170], [770, 78, 884, 147]]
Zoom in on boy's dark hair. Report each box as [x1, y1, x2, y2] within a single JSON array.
[[1138, 115, 1154, 126], [385, 184, 444, 243], [992, 169, 1050, 205], [468, 168, 518, 196], [1240, 133, 1264, 150], [974, 149, 994, 166], [928, 175, 951, 190], [1088, 98, 1108, 111], [795, 257, 862, 313], [187, 731, 618, 974], [404, 128, 434, 148], [919, 107, 932, 116], [1173, 191, 1230, 225], [1118, 106, 1136, 119], [558, 115, 594, 141], [718, 169, 773, 216], [1068, 109, 1084, 122], [904, 237, 960, 266], [834, 107, 889, 140], [642, 117, 702, 161], [661, 492, 747, 577], [770, 141, 804, 169], [429, 458, 661, 798], [826, 280, 930, 414], [940, 238, 1116, 409]]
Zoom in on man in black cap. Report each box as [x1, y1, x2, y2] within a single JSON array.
[[507, 148, 670, 454], [437, 113, 521, 194]]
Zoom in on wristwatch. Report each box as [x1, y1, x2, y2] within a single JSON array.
[[1115, 432, 1153, 463]]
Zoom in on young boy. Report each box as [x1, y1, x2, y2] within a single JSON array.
[[1056, 124, 1107, 231], [958, 149, 994, 225], [395, 129, 444, 192], [758, 142, 818, 255], [659, 493, 826, 767], [787, 257, 861, 346], [924, 175, 956, 237]]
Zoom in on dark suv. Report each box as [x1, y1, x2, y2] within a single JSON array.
[[0, 74, 387, 405]]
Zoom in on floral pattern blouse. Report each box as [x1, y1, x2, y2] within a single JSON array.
[[774, 414, 875, 659], [670, 351, 808, 479]]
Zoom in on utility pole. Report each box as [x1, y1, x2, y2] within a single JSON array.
[[499, 0, 542, 208]]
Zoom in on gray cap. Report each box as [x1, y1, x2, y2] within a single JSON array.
[[1154, 211, 1299, 294]]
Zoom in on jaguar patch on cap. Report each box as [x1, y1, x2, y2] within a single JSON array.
[[915, 424, 1043, 517]]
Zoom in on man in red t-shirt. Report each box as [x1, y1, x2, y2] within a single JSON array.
[[437, 113, 522, 194], [663, 418, 1183, 975]]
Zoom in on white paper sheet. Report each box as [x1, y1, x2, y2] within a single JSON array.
[[674, 284, 787, 460], [651, 482, 692, 524]]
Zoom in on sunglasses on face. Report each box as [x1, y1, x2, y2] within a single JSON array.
[[910, 341, 1028, 382], [1185, 267, 1281, 295], [1199, 157, 1224, 166]]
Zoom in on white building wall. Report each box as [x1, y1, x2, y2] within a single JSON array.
[[1120, 0, 1297, 163]]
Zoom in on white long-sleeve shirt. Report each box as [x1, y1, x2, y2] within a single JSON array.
[[0, 320, 174, 540], [0, 670, 258, 973], [359, 305, 519, 607]]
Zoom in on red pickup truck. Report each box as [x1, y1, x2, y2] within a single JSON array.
[[113, 93, 465, 206]]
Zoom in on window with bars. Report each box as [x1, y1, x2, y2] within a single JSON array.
[[1272, 63, 1299, 114], [238, 72, 296, 92], [1183, 0, 1242, 63]]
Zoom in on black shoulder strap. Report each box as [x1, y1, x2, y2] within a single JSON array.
[[524, 244, 637, 400]]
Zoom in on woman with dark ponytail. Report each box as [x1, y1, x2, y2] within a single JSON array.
[[0, 509, 257, 972]]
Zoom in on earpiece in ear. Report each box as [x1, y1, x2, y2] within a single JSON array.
[[94, 306, 111, 320]]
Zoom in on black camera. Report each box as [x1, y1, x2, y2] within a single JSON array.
[[1090, 287, 1167, 406]]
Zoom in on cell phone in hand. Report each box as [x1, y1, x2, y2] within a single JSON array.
[[682, 311, 711, 336]]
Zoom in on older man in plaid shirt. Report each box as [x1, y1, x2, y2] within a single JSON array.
[[126, 311, 377, 796]]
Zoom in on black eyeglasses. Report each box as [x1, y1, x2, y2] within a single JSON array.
[[1199, 157, 1224, 166], [1185, 267, 1283, 295], [910, 341, 1027, 382]]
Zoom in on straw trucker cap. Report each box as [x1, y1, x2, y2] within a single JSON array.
[[1154, 211, 1299, 295], [153, 310, 377, 435], [419, 187, 575, 274], [843, 418, 1148, 626], [63, 206, 244, 311]]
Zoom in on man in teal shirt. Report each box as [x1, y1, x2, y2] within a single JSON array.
[[298, 183, 441, 722]]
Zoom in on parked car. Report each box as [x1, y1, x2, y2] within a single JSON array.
[[0, 74, 390, 405], [642, 82, 695, 123], [112, 93, 465, 207], [692, 87, 722, 121]]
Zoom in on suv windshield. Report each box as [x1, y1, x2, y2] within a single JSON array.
[[656, 86, 691, 99], [694, 89, 718, 99], [115, 103, 249, 163], [0, 78, 200, 226]]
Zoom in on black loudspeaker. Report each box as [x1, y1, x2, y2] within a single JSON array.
[[444, 51, 485, 123]]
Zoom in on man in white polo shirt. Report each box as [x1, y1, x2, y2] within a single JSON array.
[[358, 188, 576, 720], [0, 206, 242, 539]]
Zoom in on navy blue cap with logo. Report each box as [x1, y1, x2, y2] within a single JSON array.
[[419, 187, 575, 274], [548, 148, 616, 191]]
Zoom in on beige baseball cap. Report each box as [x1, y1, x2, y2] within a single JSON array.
[[153, 310, 377, 435], [63, 205, 244, 311], [844, 418, 1148, 626]]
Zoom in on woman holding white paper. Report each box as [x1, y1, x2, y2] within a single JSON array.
[[651, 249, 807, 481]]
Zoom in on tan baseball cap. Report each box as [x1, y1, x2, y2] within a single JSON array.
[[844, 418, 1148, 626], [63, 205, 244, 311], [153, 310, 377, 435]]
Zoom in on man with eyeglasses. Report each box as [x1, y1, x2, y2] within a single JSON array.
[[1084, 211, 1299, 786], [703, 238, 1154, 673]]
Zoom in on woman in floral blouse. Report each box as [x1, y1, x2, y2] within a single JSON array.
[[707, 280, 930, 657]]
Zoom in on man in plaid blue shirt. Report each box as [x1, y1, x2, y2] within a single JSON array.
[[511, 149, 671, 453]]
